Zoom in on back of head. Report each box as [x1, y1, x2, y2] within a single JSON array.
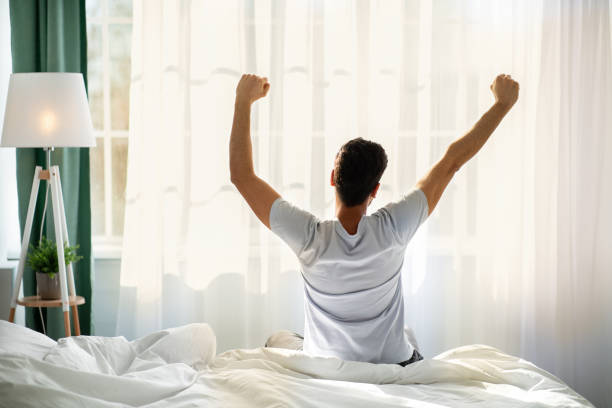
[[334, 138, 388, 207]]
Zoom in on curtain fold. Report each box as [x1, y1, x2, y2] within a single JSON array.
[[120, 1, 611, 405], [531, 1, 612, 402], [9, 0, 93, 339]]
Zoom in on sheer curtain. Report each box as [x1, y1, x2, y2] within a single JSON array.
[[119, 1, 612, 405]]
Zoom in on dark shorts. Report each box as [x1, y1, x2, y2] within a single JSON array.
[[398, 348, 424, 366], [265, 330, 424, 366]]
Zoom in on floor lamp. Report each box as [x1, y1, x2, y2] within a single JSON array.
[[1, 73, 95, 337]]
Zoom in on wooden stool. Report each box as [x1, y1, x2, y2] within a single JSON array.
[[15, 296, 85, 336]]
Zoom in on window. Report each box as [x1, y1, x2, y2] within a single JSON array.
[[86, 0, 133, 257]]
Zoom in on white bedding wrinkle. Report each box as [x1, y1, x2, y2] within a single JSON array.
[[0, 321, 594, 408], [42, 322, 216, 375], [0, 317, 55, 360]]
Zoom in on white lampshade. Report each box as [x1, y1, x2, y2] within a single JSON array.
[[0, 73, 95, 148]]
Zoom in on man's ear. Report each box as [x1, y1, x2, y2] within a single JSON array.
[[371, 183, 380, 198], [330, 169, 335, 186]]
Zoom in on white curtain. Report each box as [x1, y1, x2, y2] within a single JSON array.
[[119, 1, 612, 405]]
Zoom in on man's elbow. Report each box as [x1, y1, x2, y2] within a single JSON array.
[[230, 174, 243, 186], [230, 172, 254, 186], [448, 160, 461, 175]]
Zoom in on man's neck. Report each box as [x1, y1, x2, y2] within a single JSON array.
[[335, 195, 368, 235]]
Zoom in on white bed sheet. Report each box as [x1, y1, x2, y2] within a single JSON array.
[[0, 321, 593, 407]]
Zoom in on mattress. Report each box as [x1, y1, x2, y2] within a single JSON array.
[[0, 320, 593, 407]]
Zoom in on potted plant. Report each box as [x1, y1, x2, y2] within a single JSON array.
[[26, 236, 83, 300]]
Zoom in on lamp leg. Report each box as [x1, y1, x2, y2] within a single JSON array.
[[9, 166, 43, 323], [50, 166, 71, 337], [63, 311, 71, 337], [54, 167, 81, 335], [72, 306, 81, 335]]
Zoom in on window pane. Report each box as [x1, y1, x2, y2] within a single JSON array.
[[429, 137, 455, 236], [110, 24, 132, 130], [109, 0, 133, 17], [431, 1, 461, 131], [87, 24, 104, 130], [111, 138, 128, 235], [466, 162, 477, 235], [430, 73, 458, 130], [90, 137, 105, 235], [86, 0, 103, 18], [397, 136, 416, 188]]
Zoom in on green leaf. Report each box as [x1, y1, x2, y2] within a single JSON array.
[[26, 236, 82, 276]]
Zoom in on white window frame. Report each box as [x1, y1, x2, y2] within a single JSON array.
[[87, 0, 132, 259]]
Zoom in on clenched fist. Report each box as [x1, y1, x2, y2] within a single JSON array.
[[236, 74, 270, 105], [491, 74, 519, 108]]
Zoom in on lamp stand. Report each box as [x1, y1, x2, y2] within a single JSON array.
[[8, 151, 81, 337]]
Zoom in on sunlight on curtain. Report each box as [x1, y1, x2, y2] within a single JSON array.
[[119, 1, 612, 405]]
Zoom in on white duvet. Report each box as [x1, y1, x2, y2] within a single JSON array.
[[0, 321, 593, 407]]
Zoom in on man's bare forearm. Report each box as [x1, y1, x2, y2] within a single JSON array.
[[444, 101, 512, 172], [416, 74, 518, 214], [229, 100, 256, 183]]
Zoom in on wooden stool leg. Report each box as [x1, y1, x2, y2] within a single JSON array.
[[8, 307, 15, 323], [63, 310, 71, 337], [72, 305, 81, 335]]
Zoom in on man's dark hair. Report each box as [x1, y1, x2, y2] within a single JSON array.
[[333, 138, 388, 207]]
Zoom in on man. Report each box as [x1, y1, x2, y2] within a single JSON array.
[[229, 73, 519, 365]]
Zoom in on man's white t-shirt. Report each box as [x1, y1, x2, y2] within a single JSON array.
[[269, 189, 429, 364]]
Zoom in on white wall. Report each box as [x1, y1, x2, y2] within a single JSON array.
[[0, 0, 24, 325], [92, 258, 121, 335], [0, 0, 20, 263]]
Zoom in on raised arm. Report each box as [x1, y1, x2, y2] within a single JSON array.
[[417, 74, 519, 215], [230, 74, 280, 228]]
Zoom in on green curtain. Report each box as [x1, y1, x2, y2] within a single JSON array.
[[9, 0, 93, 339]]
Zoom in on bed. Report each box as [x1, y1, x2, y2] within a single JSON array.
[[0, 320, 593, 407]]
